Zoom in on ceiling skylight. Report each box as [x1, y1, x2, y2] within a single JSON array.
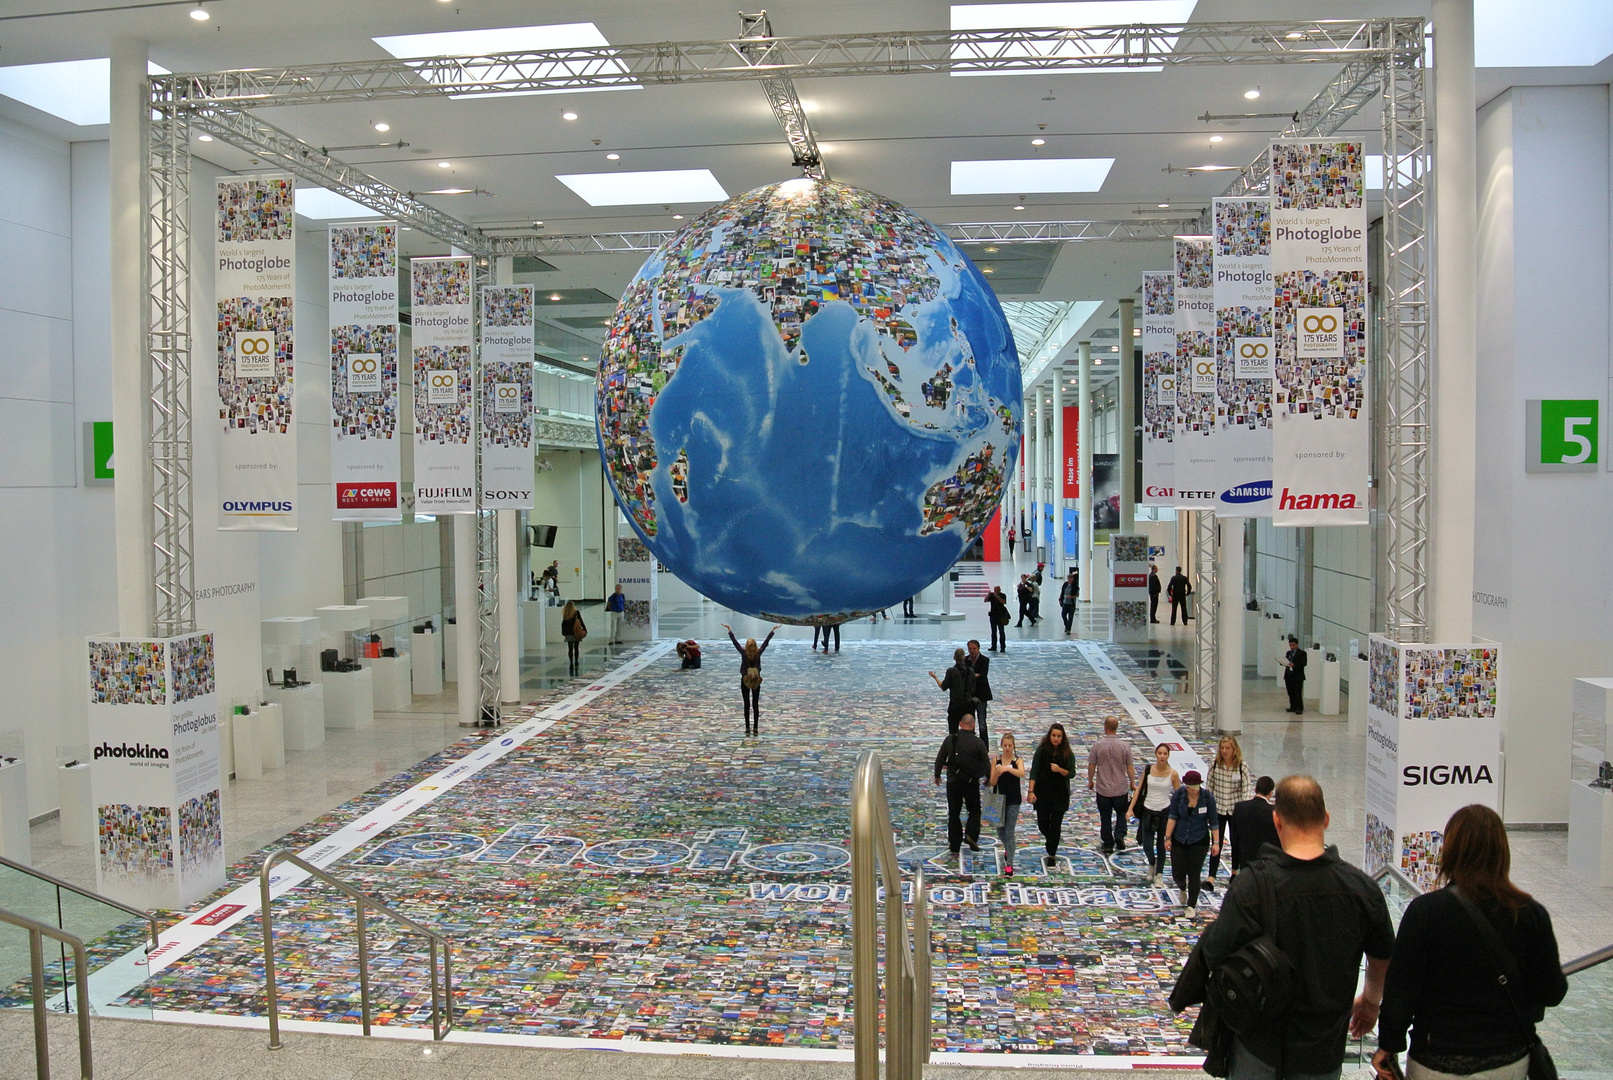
[[0, 59, 168, 127], [952, 158, 1114, 194], [372, 22, 640, 97], [949, 1, 1199, 75], [1475, 0, 1613, 67], [295, 188, 382, 220], [555, 169, 728, 207]]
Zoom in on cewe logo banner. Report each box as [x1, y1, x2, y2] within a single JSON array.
[[412, 256, 475, 515], [337, 482, 398, 510], [329, 221, 401, 521], [479, 284, 536, 510]]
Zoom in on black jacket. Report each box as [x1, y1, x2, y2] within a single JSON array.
[[1285, 646, 1308, 681], [1229, 797, 1280, 871], [1148, 570, 1163, 596], [1168, 573, 1190, 601], [967, 652, 993, 702], [939, 662, 976, 713], [934, 729, 991, 783]]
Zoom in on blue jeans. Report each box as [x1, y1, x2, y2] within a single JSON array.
[[1096, 792, 1130, 847], [1230, 1038, 1341, 1080], [997, 801, 1020, 867]]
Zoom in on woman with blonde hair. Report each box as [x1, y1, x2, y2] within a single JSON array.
[[1203, 733, 1252, 891], [988, 733, 1026, 876], [723, 623, 778, 736], [559, 600, 586, 675]]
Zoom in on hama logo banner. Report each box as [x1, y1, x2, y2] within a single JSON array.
[[1141, 271, 1175, 506], [412, 257, 475, 514], [1173, 237, 1216, 508], [479, 285, 535, 509], [329, 223, 401, 522], [1271, 140, 1370, 525], [1211, 198, 1274, 518], [216, 176, 297, 531]]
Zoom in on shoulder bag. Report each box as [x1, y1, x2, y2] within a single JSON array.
[[981, 757, 1007, 827], [1450, 888, 1558, 1080], [1207, 863, 1293, 1035]]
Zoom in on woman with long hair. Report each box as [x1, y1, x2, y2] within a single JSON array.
[[1027, 722, 1075, 869], [723, 623, 778, 736], [1204, 734, 1252, 890], [1375, 805, 1567, 1080], [989, 733, 1026, 876], [559, 600, 586, 675], [1127, 742, 1180, 886]]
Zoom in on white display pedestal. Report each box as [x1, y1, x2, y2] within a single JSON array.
[[1349, 656, 1369, 735], [1569, 781, 1613, 885], [357, 595, 409, 622], [1257, 615, 1285, 678], [520, 602, 545, 657], [442, 622, 459, 683], [262, 616, 323, 686], [367, 654, 412, 711], [57, 762, 94, 847], [219, 713, 234, 780], [266, 682, 325, 751], [0, 757, 31, 862], [412, 630, 442, 696], [1319, 659, 1341, 716], [1304, 647, 1323, 701], [323, 668, 374, 729], [314, 605, 370, 679], [256, 702, 285, 771], [232, 711, 262, 780], [1243, 609, 1261, 665]]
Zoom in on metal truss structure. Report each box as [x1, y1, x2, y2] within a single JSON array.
[[740, 12, 828, 178], [1193, 511, 1219, 733], [144, 17, 1430, 661]]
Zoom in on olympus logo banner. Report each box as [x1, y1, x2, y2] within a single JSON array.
[[1270, 140, 1370, 525], [216, 176, 297, 531], [329, 223, 402, 521], [412, 256, 476, 514], [1211, 198, 1275, 518], [479, 285, 536, 510], [1173, 237, 1216, 509], [1141, 271, 1175, 507], [1363, 636, 1502, 891]]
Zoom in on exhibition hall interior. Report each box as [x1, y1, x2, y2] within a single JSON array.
[[2, 0, 1613, 1077]]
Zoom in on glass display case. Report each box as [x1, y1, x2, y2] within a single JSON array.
[[1573, 678, 1613, 789]]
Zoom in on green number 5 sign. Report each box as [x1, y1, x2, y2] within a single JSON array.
[[1527, 399, 1600, 473]]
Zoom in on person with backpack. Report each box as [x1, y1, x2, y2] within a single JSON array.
[[1373, 804, 1566, 1080], [929, 648, 978, 736], [933, 713, 991, 859], [1176, 775, 1395, 1080], [723, 623, 778, 736]]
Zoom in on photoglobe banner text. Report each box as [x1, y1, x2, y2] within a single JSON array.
[[215, 176, 297, 530], [1211, 198, 1275, 517], [412, 256, 476, 514], [1141, 271, 1175, 506], [329, 223, 401, 522], [479, 284, 536, 509], [1270, 140, 1370, 525], [1173, 237, 1215, 508]]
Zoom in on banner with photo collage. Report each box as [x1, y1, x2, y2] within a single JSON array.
[[479, 285, 536, 509], [1173, 237, 1216, 508], [1270, 140, 1370, 525], [1364, 636, 1502, 891], [215, 176, 297, 530], [329, 223, 401, 521], [1141, 271, 1175, 506], [412, 256, 476, 514], [86, 633, 223, 910], [1211, 197, 1275, 517]]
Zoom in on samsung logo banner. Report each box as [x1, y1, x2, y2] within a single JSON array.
[[1219, 482, 1271, 505]]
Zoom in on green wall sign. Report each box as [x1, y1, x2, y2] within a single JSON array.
[[1526, 399, 1599, 473], [83, 421, 114, 486]]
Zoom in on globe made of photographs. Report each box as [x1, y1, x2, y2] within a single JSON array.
[[596, 179, 1022, 624]]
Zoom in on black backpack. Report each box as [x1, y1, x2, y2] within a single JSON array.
[[1207, 864, 1293, 1035]]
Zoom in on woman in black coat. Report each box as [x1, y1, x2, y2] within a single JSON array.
[[1026, 723, 1075, 867]]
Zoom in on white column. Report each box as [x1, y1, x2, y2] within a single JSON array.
[[1118, 298, 1137, 534], [1218, 516, 1244, 733], [454, 512, 479, 726], [1051, 375, 1064, 574], [497, 510, 520, 702], [1431, 0, 1477, 641], [110, 38, 151, 637], [1029, 391, 1042, 558], [1078, 341, 1093, 599]]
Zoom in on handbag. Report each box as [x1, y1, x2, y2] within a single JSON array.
[[1450, 887, 1558, 1080], [981, 786, 1006, 828], [742, 667, 762, 690]]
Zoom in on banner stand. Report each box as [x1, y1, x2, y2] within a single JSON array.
[[1109, 535, 1150, 643]]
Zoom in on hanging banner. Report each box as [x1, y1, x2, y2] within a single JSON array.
[[1364, 636, 1502, 891], [616, 536, 659, 641], [479, 284, 536, 509], [215, 176, 297, 530], [1173, 237, 1216, 508], [1062, 404, 1079, 498], [329, 223, 401, 522], [1141, 271, 1175, 506], [1271, 140, 1370, 525], [1109, 534, 1150, 643], [86, 633, 223, 910], [411, 257, 476, 514], [1212, 198, 1275, 517]]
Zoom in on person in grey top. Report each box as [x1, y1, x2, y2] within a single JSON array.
[[1086, 715, 1136, 853]]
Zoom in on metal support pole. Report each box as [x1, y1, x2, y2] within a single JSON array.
[[1078, 342, 1093, 600], [1217, 515, 1244, 734], [1194, 510, 1220, 735], [261, 871, 281, 1050], [30, 929, 48, 1080], [850, 776, 878, 1080], [355, 901, 371, 1036], [1118, 298, 1137, 534]]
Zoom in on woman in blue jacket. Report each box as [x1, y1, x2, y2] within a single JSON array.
[[1163, 769, 1219, 908]]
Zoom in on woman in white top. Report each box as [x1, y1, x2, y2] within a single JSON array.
[[1127, 743, 1180, 886]]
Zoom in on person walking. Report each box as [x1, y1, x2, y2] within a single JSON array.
[[605, 584, 627, 644], [723, 623, 778, 736], [965, 639, 993, 744], [560, 600, 587, 675], [1059, 569, 1079, 635], [823, 620, 841, 652], [1128, 743, 1180, 886], [1087, 715, 1137, 854], [933, 713, 991, 858], [1374, 804, 1568, 1080], [929, 648, 978, 735], [1229, 775, 1281, 874], [1175, 775, 1395, 1080], [1204, 734, 1253, 891], [1007, 526, 1017, 559], [1028, 569, 1043, 624], [989, 733, 1026, 876], [903, 595, 917, 619], [1281, 634, 1308, 713], [1016, 575, 1032, 627], [1148, 563, 1163, 623], [1027, 722, 1075, 869], [1168, 566, 1192, 625], [986, 587, 1010, 652], [1163, 769, 1218, 908]]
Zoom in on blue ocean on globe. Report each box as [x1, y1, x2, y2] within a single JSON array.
[[597, 179, 1022, 624]]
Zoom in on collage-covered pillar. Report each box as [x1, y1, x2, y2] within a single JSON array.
[[454, 513, 478, 726], [492, 257, 521, 704], [1118, 298, 1136, 534], [1218, 517, 1244, 733], [1078, 341, 1093, 600], [1029, 391, 1042, 560], [1051, 375, 1065, 575]]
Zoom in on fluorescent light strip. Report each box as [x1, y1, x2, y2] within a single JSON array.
[[373, 22, 641, 97], [0, 58, 168, 127], [295, 188, 382, 220], [951, 157, 1114, 194], [949, 1, 1198, 75], [556, 169, 728, 207]]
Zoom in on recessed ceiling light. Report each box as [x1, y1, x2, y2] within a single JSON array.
[[1209, 134, 1223, 142], [982, 267, 995, 274], [1013, 204, 1025, 211], [562, 110, 578, 120], [556, 168, 728, 206], [1243, 88, 1261, 100], [1158, 202, 1169, 208], [984, 246, 998, 253], [1286, 30, 1306, 40], [605, 152, 620, 161], [549, 294, 563, 301], [672, 213, 684, 219], [951, 158, 1113, 194], [372, 23, 642, 97], [197, 133, 213, 142], [373, 121, 390, 132], [1132, 327, 1141, 336], [437, 161, 451, 168], [1031, 137, 1045, 146], [532, 220, 544, 226], [189, 4, 209, 21]]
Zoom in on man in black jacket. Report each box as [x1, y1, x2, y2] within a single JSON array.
[[1281, 634, 1307, 714], [965, 639, 992, 744], [934, 714, 991, 856], [1168, 566, 1192, 624], [1229, 775, 1281, 874], [1148, 563, 1163, 623]]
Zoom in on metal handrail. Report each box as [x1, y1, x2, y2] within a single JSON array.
[[0, 906, 93, 1080], [259, 849, 455, 1048], [1371, 864, 1426, 897], [851, 751, 932, 1080], [0, 854, 161, 955]]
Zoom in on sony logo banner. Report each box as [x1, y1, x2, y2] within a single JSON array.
[[1270, 140, 1370, 525], [1140, 272, 1176, 507], [329, 222, 402, 522], [1210, 197, 1275, 518], [479, 285, 536, 510], [412, 256, 476, 515], [1173, 237, 1217, 509], [216, 176, 298, 531]]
